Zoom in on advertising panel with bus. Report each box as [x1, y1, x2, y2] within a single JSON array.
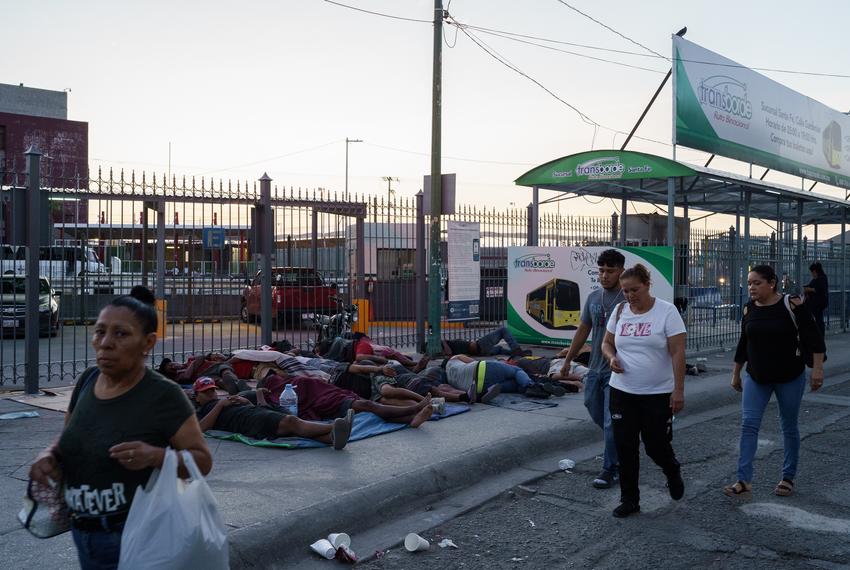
[[507, 246, 674, 347]]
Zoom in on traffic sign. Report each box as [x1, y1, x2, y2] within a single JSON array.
[[202, 227, 225, 249]]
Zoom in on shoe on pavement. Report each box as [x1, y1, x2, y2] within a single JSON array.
[[666, 469, 685, 500], [542, 382, 566, 397], [524, 384, 550, 399], [612, 501, 640, 518], [479, 384, 502, 404], [592, 471, 618, 489]]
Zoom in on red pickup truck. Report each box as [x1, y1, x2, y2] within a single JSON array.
[[240, 267, 338, 325]]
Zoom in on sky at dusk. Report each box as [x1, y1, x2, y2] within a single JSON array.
[[5, 0, 850, 236]]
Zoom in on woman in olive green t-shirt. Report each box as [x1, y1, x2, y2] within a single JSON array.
[[30, 286, 212, 569]]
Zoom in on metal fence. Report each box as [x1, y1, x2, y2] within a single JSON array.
[[1, 154, 847, 389]]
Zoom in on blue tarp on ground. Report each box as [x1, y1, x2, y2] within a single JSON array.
[[205, 403, 470, 449]]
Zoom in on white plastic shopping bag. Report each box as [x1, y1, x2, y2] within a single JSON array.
[[118, 448, 229, 569]]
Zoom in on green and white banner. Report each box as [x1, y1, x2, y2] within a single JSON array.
[[506, 246, 674, 346], [674, 36, 850, 190]]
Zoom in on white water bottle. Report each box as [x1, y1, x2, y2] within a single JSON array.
[[280, 384, 298, 417]]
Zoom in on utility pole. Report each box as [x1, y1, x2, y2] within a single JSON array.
[[427, 0, 444, 355], [382, 176, 399, 204], [345, 137, 362, 201]]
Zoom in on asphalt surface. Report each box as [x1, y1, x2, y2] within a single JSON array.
[[357, 381, 850, 570]]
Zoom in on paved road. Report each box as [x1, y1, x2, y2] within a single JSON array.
[[360, 381, 850, 570]]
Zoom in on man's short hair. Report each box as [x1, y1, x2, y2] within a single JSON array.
[[597, 249, 626, 268]]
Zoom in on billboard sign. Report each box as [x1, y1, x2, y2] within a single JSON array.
[[674, 36, 850, 189], [506, 246, 674, 346]]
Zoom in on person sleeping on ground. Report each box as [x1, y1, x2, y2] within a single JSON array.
[[240, 374, 435, 428], [370, 365, 468, 403], [444, 354, 567, 401], [192, 377, 353, 449]]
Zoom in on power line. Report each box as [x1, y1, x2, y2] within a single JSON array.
[[553, 0, 666, 59], [323, 0, 850, 79], [452, 22, 667, 74], [322, 0, 431, 24], [454, 24, 673, 148], [455, 24, 599, 127]]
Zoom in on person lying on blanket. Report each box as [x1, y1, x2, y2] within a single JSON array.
[[370, 365, 468, 403], [158, 353, 250, 395], [241, 374, 435, 427], [312, 336, 421, 371], [443, 354, 566, 401], [192, 377, 353, 450]]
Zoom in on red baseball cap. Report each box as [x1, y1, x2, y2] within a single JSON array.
[[193, 377, 217, 393]]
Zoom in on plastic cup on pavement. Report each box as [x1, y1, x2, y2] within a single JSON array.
[[328, 533, 351, 549], [404, 533, 430, 552], [310, 539, 336, 559], [431, 397, 446, 415]]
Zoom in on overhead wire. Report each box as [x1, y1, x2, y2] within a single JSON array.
[[459, 24, 667, 74], [322, 0, 431, 23], [553, 0, 666, 58]]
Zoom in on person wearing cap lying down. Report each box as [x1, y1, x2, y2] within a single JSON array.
[[192, 377, 354, 450], [246, 373, 435, 427]]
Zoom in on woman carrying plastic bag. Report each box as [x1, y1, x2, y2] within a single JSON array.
[[119, 449, 229, 569]]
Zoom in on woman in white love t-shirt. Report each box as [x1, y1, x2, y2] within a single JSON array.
[[601, 263, 687, 518]]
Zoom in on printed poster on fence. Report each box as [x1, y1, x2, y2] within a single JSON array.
[[447, 221, 481, 321], [507, 246, 674, 346]]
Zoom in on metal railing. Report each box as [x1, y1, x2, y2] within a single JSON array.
[[1, 156, 847, 389]]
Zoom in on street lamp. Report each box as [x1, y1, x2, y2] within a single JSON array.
[[345, 137, 363, 201]]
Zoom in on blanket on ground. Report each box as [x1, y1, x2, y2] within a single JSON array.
[[205, 402, 470, 448], [486, 393, 559, 411]]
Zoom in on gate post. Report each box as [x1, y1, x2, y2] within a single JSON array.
[[25, 146, 43, 394], [415, 192, 426, 351], [259, 174, 273, 346], [155, 202, 167, 341]]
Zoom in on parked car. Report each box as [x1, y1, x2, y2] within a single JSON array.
[[0, 275, 61, 337], [240, 267, 338, 326]]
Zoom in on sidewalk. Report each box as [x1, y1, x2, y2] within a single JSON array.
[[2, 335, 850, 569]]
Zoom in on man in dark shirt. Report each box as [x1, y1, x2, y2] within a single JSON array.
[[804, 262, 829, 336], [193, 377, 352, 450], [440, 327, 532, 357]]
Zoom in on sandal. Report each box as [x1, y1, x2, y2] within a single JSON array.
[[723, 480, 752, 497], [774, 479, 794, 497]]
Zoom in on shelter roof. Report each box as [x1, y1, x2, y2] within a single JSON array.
[[515, 150, 850, 225]]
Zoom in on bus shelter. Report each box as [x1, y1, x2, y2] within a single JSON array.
[[515, 149, 850, 325]]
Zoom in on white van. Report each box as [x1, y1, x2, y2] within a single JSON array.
[[0, 244, 114, 293]]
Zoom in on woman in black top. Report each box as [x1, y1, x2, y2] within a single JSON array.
[[725, 265, 825, 498], [29, 287, 212, 569], [803, 261, 829, 336]]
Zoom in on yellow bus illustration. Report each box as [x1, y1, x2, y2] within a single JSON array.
[[525, 278, 581, 330]]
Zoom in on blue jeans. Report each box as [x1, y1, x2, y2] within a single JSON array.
[[737, 370, 807, 482], [482, 361, 533, 393], [585, 369, 618, 475], [476, 327, 520, 356], [72, 527, 123, 570]]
